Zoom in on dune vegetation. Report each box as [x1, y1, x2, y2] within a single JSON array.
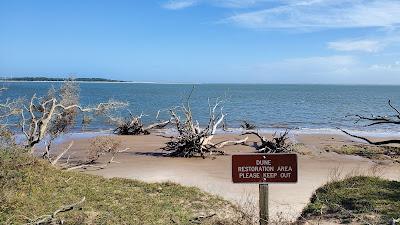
[[301, 176, 400, 224], [0, 149, 248, 225]]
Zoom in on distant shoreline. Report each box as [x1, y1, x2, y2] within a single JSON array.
[[0, 80, 199, 85], [0, 80, 142, 84], [0, 77, 126, 83], [2, 78, 400, 86], [3, 81, 400, 86]]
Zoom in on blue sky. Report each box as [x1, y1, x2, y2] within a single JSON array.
[[1, 0, 400, 84]]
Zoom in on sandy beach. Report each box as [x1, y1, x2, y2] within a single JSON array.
[[49, 132, 400, 221]]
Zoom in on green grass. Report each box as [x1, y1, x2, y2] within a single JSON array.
[[0, 150, 245, 225], [301, 176, 400, 224], [325, 144, 400, 162]]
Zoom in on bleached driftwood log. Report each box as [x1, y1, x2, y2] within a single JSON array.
[[50, 141, 74, 166]]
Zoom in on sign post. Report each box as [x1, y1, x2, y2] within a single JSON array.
[[259, 183, 269, 225], [232, 153, 298, 225]]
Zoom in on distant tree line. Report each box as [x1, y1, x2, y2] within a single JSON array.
[[0, 76, 125, 82]]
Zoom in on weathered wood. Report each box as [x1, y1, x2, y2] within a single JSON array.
[[259, 184, 269, 225], [112, 112, 170, 135], [25, 197, 85, 225], [340, 100, 400, 146], [51, 141, 74, 165], [244, 130, 292, 153]]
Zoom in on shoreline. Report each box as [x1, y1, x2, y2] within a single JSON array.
[[50, 127, 400, 143]]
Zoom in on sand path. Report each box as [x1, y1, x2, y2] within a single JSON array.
[[58, 133, 400, 221]]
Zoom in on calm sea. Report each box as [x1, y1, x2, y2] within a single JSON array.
[[1, 82, 399, 136]]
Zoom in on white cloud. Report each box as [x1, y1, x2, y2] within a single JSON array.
[[256, 55, 357, 75], [162, 0, 400, 31], [211, 0, 267, 8], [162, 0, 198, 10], [327, 31, 400, 52], [328, 39, 383, 52], [225, 0, 400, 29], [369, 61, 400, 71], [162, 0, 268, 10], [247, 55, 400, 84]]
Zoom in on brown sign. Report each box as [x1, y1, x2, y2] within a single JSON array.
[[232, 154, 298, 183]]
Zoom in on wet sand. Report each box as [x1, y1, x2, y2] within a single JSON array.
[[53, 132, 400, 221]]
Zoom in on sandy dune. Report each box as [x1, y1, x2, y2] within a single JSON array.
[[55, 133, 400, 221]]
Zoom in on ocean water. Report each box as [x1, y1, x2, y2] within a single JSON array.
[[1, 82, 400, 136]]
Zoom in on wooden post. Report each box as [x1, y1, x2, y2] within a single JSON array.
[[259, 183, 269, 225]]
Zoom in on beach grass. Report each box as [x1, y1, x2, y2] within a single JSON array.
[[0, 149, 245, 225], [301, 176, 400, 224], [325, 144, 400, 162]]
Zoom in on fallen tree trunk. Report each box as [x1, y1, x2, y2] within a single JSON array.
[[112, 112, 170, 135]]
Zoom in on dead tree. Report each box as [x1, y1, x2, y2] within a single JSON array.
[[243, 130, 292, 153], [163, 94, 247, 158], [63, 136, 129, 170], [340, 100, 400, 145], [17, 80, 127, 155], [86, 136, 127, 164], [111, 111, 170, 135]]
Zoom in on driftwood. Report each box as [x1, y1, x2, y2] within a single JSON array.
[[24, 197, 85, 225], [50, 141, 74, 166], [340, 100, 400, 145], [243, 130, 292, 153], [391, 218, 400, 225], [112, 111, 170, 135], [162, 89, 247, 158]]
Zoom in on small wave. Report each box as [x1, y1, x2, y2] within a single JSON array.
[[38, 126, 399, 145]]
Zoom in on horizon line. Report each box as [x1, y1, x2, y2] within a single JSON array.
[[1, 80, 400, 86]]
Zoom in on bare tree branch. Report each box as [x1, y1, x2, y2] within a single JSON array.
[[24, 197, 85, 225], [341, 100, 400, 146], [51, 141, 74, 165], [339, 128, 400, 145], [243, 130, 292, 153], [64, 136, 128, 171]]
